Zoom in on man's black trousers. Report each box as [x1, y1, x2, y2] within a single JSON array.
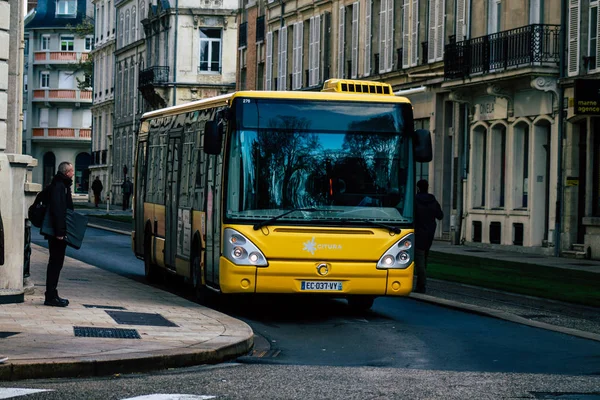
[[46, 237, 67, 300]]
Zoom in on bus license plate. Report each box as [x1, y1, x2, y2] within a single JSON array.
[[301, 281, 343, 291]]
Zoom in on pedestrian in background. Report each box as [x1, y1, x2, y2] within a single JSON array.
[[121, 177, 133, 211], [43, 161, 75, 307], [91, 176, 103, 208], [414, 179, 443, 294]]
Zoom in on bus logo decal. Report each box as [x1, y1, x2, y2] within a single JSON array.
[[303, 237, 343, 255]]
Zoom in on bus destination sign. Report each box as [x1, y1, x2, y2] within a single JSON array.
[[575, 79, 600, 115]]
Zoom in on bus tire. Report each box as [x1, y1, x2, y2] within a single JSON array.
[[191, 252, 207, 302], [144, 233, 159, 283], [347, 296, 375, 311]]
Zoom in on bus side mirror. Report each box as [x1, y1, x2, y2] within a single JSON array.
[[413, 129, 432, 163], [204, 120, 222, 155]]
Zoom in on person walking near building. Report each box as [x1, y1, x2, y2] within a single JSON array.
[[44, 161, 75, 307], [91, 176, 103, 208], [121, 177, 133, 211], [414, 179, 443, 294]]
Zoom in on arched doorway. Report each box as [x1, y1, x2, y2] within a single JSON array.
[[43, 152, 56, 187], [75, 152, 91, 194]]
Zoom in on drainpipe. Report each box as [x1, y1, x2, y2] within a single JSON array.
[[172, 0, 178, 106], [555, 0, 566, 257]]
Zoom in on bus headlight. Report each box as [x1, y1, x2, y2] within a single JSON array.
[[377, 233, 414, 269], [224, 228, 268, 267]]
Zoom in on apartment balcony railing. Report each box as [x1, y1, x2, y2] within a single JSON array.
[[444, 24, 560, 80], [32, 89, 92, 103], [33, 51, 89, 64], [138, 66, 169, 88], [32, 127, 92, 140]]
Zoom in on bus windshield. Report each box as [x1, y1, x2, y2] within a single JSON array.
[[225, 98, 415, 225]]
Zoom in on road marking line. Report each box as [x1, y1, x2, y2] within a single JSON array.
[[0, 389, 52, 399], [121, 395, 216, 400]]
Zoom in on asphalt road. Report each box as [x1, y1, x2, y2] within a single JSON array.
[[31, 228, 600, 377]]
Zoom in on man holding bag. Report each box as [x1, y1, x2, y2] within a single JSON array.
[[43, 161, 75, 307]]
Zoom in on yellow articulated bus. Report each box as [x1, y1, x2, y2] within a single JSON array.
[[132, 79, 432, 310]]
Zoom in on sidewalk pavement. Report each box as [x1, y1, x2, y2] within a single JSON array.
[[0, 244, 253, 381]]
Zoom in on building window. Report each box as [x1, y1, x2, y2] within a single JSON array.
[[85, 36, 93, 51], [590, 1, 598, 70], [56, 0, 76, 16], [199, 28, 222, 73], [40, 71, 50, 88], [41, 35, 50, 50], [24, 75, 28, 92], [60, 36, 74, 51]]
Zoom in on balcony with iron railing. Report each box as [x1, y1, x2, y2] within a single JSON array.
[[31, 127, 92, 140], [33, 51, 90, 64], [32, 89, 93, 103], [444, 24, 560, 80], [138, 66, 169, 88]]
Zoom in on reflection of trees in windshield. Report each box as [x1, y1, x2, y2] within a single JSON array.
[[253, 116, 321, 208], [246, 113, 406, 211]]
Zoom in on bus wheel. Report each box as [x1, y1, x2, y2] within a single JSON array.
[[347, 296, 375, 311], [191, 253, 206, 302], [144, 233, 159, 283]]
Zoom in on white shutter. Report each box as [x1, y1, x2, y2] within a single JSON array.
[[435, 0, 445, 60], [59, 71, 75, 89], [39, 108, 49, 127], [279, 26, 288, 90], [338, 6, 345, 78], [314, 15, 321, 85], [402, 0, 410, 68], [411, 0, 419, 66], [529, 0, 540, 24], [379, 2, 386, 73], [82, 110, 92, 128], [309, 17, 317, 86], [596, 4, 600, 70], [266, 31, 273, 90], [293, 23, 299, 89], [351, 2, 359, 78], [364, 0, 372, 76], [386, 0, 394, 71], [568, 0, 580, 76], [57, 108, 72, 127], [456, 0, 466, 42], [428, 0, 436, 62]]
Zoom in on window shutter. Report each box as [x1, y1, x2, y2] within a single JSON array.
[[309, 16, 322, 86], [266, 31, 273, 90], [379, 2, 386, 73], [456, 0, 466, 42], [411, 0, 419, 66], [435, 0, 445, 60], [364, 0, 372, 76], [568, 0, 580, 76], [279, 26, 288, 90], [293, 22, 303, 89], [402, 0, 410, 68], [351, 2, 359, 78], [338, 6, 345, 78], [596, 4, 600, 70], [386, 0, 394, 71], [315, 15, 321, 84], [428, 0, 436, 62]]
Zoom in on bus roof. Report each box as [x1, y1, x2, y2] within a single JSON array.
[[140, 88, 411, 121]]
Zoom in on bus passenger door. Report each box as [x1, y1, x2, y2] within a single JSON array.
[[205, 153, 222, 289], [165, 133, 182, 270], [134, 141, 148, 256]]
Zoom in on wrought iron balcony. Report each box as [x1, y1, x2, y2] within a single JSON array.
[[138, 66, 169, 88], [444, 24, 560, 80]]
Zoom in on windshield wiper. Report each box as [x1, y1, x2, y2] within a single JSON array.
[[253, 208, 318, 230], [340, 218, 401, 234]]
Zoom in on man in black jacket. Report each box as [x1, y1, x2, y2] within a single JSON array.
[[44, 161, 75, 307], [414, 179, 443, 294]]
